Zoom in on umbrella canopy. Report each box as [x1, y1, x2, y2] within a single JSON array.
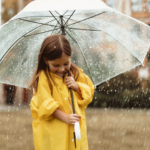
[[0, 0, 150, 88]]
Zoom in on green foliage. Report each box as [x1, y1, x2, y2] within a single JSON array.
[[89, 71, 150, 108]]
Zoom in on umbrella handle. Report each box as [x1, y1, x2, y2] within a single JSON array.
[[68, 70, 81, 142], [68, 70, 75, 114], [74, 122, 81, 140]]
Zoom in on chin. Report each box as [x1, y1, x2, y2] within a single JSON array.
[[56, 71, 68, 75], [56, 73, 65, 77]]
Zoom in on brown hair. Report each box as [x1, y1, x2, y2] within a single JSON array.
[[29, 34, 79, 93]]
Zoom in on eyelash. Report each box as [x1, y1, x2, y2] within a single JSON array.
[[53, 64, 69, 67]]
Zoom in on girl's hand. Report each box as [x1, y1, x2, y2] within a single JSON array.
[[66, 114, 81, 125], [66, 72, 78, 91]]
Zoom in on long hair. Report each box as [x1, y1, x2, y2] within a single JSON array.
[[28, 34, 79, 93]]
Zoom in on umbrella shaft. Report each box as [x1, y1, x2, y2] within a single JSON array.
[[60, 15, 66, 35], [70, 88, 75, 114], [68, 70, 75, 114]]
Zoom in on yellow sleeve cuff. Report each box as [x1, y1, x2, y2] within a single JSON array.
[[75, 82, 92, 108]]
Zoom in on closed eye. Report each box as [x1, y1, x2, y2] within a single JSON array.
[[53, 65, 59, 67], [53, 63, 69, 67]]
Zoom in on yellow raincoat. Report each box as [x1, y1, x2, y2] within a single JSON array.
[[30, 68, 94, 150]]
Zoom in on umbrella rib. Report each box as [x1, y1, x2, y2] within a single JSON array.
[[63, 18, 76, 40], [0, 19, 59, 62], [65, 12, 106, 27], [9, 16, 55, 22], [59, 17, 67, 34], [55, 11, 61, 16], [74, 26, 140, 63], [65, 17, 140, 62], [63, 16, 102, 31], [50, 19, 61, 35], [54, 10, 70, 18], [63, 10, 69, 16], [64, 10, 76, 26], [57, 29, 62, 34], [68, 27, 102, 32], [65, 29, 94, 83], [49, 11, 61, 26], [0, 37, 24, 62], [65, 30, 77, 43], [63, 12, 84, 17], [9, 12, 84, 22], [94, 63, 141, 87], [19, 18, 60, 27], [24, 28, 60, 37]]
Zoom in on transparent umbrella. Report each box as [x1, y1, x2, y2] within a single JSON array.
[[0, 0, 150, 88]]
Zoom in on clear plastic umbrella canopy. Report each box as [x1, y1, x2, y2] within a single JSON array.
[[0, 0, 150, 88]]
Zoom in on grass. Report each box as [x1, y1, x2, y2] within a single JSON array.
[[86, 108, 150, 150], [1, 106, 150, 150]]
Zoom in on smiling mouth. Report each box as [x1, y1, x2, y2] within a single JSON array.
[[56, 71, 67, 76]]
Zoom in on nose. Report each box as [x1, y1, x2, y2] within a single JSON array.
[[59, 66, 65, 72]]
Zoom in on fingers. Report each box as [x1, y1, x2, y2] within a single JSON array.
[[73, 114, 81, 118], [70, 119, 80, 125], [66, 72, 74, 83], [70, 72, 74, 78], [66, 82, 74, 88], [66, 76, 76, 89], [66, 78, 74, 85], [66, 81, 73, 85], [66, 76, 74, 81], [67, 71, 74, 78], [68, 114, 81, 125], [73, 114, 81, 120]]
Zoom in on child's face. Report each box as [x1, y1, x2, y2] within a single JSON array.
[[47, 53, 71, 77]]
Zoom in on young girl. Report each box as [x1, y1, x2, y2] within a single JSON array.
[[29, 34, 94, 150]]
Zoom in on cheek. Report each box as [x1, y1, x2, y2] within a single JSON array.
[[49, 65, 58, 72], [66, 64, 71, 70]]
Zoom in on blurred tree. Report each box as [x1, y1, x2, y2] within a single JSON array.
[[1, 0, 32, 24], [89, 54, 150, 109], [1, 0, 32, 105], [2, 0, 18, 23]]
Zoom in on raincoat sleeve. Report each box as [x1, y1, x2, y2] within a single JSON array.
[[30, 96, 39, 120], [75, 68, 95, 108], [30, 71, 60, 121]]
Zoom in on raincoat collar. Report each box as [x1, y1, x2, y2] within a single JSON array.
[[45, 67, 69, 82], [52, 72, 69, 79]]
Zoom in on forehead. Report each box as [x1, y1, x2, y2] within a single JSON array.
[[49, 53, 71, 64]]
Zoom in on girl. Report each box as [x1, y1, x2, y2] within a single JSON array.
[[29, 34, 94, 150]]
